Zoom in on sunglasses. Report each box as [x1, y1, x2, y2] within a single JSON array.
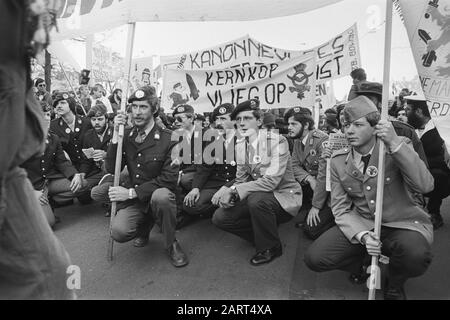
[[38, 84, 46, 88], [174, 116, 187, 122]]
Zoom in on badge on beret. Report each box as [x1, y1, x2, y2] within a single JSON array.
[[177, 106, 185, 113], [62, 93, 69, 99], [219, 107, 226, 114], [253, 155, 261, 164], [65, 128, 71, 134], [250, 100, 256, 107], [230, 160, 236, 166], [135, 90, 145, 99], [310, 149, 317, 157], [75, 128, 80, 133], [367, 166, 378, 177], [294, 107, 300, 113]]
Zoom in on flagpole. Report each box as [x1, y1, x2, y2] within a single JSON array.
[[368, 0, 393, 300], [107, 22, 136, 261], [59, 62, 87, 116]]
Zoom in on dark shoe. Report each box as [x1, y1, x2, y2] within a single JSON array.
[[384, 284, 407, 300], [250, 244, 282, 266], [167, 240, 189, 267], [49, 198, 74, 209], [133, 236, 149, 247], [77, 192, 93, 205], [430, 213, 444, 230]]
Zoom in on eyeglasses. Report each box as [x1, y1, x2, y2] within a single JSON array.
[[38, 84, 46, 88], [174, 116, 186, 123]]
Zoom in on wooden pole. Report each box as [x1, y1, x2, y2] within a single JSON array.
[[59, 62, 87, 116], [368, 0, 393, 300], [107, 22, 136, 261]]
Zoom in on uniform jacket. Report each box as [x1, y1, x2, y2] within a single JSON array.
[[105, 125, 179, 209], [191, 132, 237, 190], [234, 130, 302, 216], [50, 116, 92, 171], [291, 129, 329, 209], [330, 138, 434, 245], [420, 127, 450, 173], [79, 125, 113, 176], [21, 132, 78, 190], [392, 120, 428, 167]]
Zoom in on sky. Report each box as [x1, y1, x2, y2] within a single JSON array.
[[64, 0, 419, 100]]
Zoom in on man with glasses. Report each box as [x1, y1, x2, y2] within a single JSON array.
[[106, 86, 188, 267], [212, 99, 302, 266], [34, 78, 53, 106]]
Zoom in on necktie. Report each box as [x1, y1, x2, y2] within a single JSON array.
[[361, 154, 371, 174], [245, 137, 250, 165], [135, 130, 146, 143], [301, 141, 305, 152]]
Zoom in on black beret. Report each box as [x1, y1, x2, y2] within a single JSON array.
[[283, 106, 312, 122], [211, 103, 235, 122], [355, 81, 382, 98], [230, 99, 260, 120], [172, 104, 195, 117], [128, 86, 156, 104], [53, 91, 76, 114]]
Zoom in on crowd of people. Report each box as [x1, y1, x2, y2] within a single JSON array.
[[21, 67, 450, 300]]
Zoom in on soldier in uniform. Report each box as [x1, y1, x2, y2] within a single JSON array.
[[106, 86, 188, 267], [49, 92, 95, 204], [171, 104, 204, 228], [304, 96, 434, 300], [79, 101, 113, 183], [285, 107, 334, 239], [212, 99, 303, 266], [21, 102, 79, 227], [353, 81, 428, 166], [183, 103, 237, 218]]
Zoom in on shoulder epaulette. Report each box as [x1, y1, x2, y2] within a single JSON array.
[[331, 147, 350, 158]]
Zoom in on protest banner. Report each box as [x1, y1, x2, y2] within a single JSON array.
[[396, 0, 450, 151], [325, 132, 349, 191], [161, 24, 361, 85], [131, 57, 159, 90], [161, 53, 316, 113]]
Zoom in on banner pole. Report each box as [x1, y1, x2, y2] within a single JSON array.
[[59, 62, 87, 116], [368, 0, 393, 300], [107, 22, 136, 261]]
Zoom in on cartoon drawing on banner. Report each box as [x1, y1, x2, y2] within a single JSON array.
[[186, 74, 200, 100], [287, 63, 314, 100], [169, 82, 190, 109], [142, 68, 151, 86], [421, 0, 450, 76]]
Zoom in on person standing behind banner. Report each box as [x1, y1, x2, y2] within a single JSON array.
[[347, 68, 367, 101], [405, 95, 450, 230], [285, 107, 334, 239], [212, 99, 302, 266], [34, 77, 53, 106], [0, 0, 74, 299], [106, 86, 189, 267], [91, 84, 114, 116], [304, 96, 434, 300]]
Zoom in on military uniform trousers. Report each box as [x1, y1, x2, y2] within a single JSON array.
[[111, 188, 177, 249], [0, 168, 74, 299], [182, 188, 218, 217], [425, 168, 450, 216], [33, 184, 56, 228], [90, 168, 130, 204], [304, 225, 433, 287], [48, 171, 104, 204], [212, 191, 292, 252]]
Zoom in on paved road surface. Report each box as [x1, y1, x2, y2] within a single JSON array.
[[53, 198, 450, 300]]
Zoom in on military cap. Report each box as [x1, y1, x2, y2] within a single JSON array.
[[87, 100, 108, 118], [230, 99, 260, 120], [211, 103, 235, 122], [343, 95, 378, 123], [403, 94, 426, 103], [172, 104, 195, 117], [283, 106, 313, 122], [404, 94, 429, 112], [53, 91, 76, 114], [355, 81, 382, 98], [128, 86, 156, 104]]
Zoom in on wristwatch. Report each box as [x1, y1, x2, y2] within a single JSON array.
[[128, 188, 135, 200], [230, 186, 240, 202]]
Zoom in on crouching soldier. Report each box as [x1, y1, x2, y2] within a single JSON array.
[[106, 86, 188, 267]]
